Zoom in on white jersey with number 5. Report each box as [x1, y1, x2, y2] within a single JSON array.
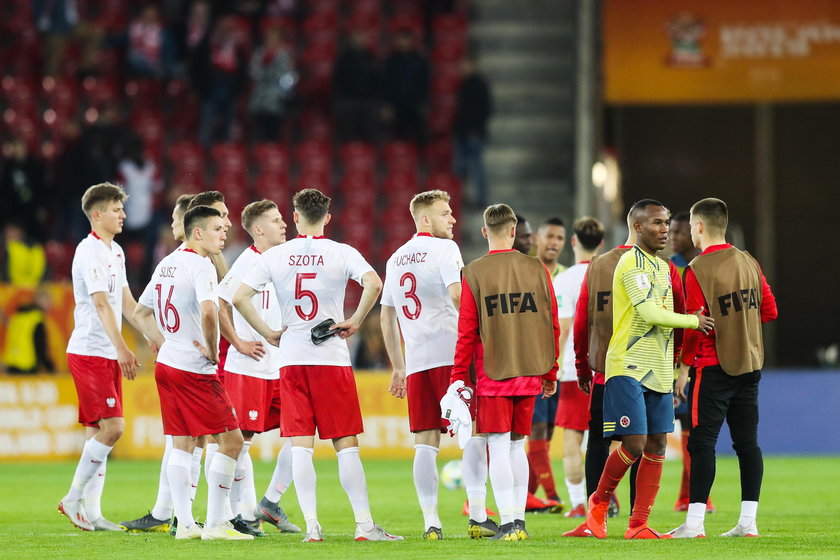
[[218, 245, 282, 379], [380, 233, 464, 375], [139, 248, 220, 375], [67, 233, 128, 359], [553, 261, 589, 382], [242, 235, 375, 367]]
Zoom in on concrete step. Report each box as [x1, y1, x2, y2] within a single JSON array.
[[489, 115, 573, 141], [473, 0, 578, 21], [471, 22, 575, 51]]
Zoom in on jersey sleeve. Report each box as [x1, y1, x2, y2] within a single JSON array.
[[451, 277, 480, 384], [217, 267, 240, 304], [380, 263, 395, 307], [573, 271, 593, 380], [438, 241, 464, 288], [241, 252, 272, 291], [194, 262, 219, 306], [81, 245, 111, 295], [621, 264, 654, 307], [344, 245, 375, 285], [555, 272, 576, 320]]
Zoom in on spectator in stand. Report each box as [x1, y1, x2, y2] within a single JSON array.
[[248, 25, 296, 142], [117, 135, 162, 283], [1, 222, 46, 289], [1, 138, 48, 241], [175, 0, 213, 80], [196, 16, 249, 146], [127, 4, 166, 79], [2, 288, 56, 375], [383, 29, 430, 144], [34, 0, 103, 77], [453, 55, 493, 208], [333, 30, 382, 142]]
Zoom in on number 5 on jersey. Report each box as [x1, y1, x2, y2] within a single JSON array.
[[295, 273, 319, 320]]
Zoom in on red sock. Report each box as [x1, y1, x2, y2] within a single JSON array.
[[527, 439, 557, 498], [594, 445, 636, 504], [629, 452, 665, 528], [678, 430, 691, 501]]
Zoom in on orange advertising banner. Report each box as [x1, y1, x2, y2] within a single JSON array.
[[604, 0, 840, 103]]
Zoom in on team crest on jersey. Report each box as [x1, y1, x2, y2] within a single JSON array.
[[635, 274, 650, 291], [249, 410, 258, 421], [620, 415, 630, 428], [106, 397, 116, 408]]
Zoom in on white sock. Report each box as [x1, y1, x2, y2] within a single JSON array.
[[66, 437, 112, 501], [487, 433, 516, 525], [337, 446, 374, 531], [167, 449, 194, 528], [566, 478, 587, 508], [292, 446, 318, 531], [232, 441, 257, 521], [509, 438, 528, 521], [151, 436, 174, 520], [738, 500, 758, 527], [242, 459, 258, 522], [190, 445, 203, 506], [265, 440, 293, 503], [83, 463, 107, 521], [206, 453, 237, 527], [686, 502, 707, 529], [413, 444, 441, 530], [462, 436, 488, 522], [204, 443, 219, 483]]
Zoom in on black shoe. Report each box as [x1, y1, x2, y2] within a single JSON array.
[[488, 522, 518, 541], [514, 519, 530, 540], [468, 518, 500, 538], [120, 511, 171, 533], [231, 514, 265, 537], [423, 526, 443, 540]]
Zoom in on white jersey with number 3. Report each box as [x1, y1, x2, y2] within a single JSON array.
[[553, 261, 589, 382], [139, 248, 220, 375], [67, 233, 128, 359], [218, 245, 282, 379], [380, 233, 464, 375], [242, 235, 374, 367]]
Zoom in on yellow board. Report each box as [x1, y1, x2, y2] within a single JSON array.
[[604, 0, 840, 103]]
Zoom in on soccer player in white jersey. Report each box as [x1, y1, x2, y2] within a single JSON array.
[[552, 217, 605, 518], [59, 183, 144, 532], [135, 205, 252, 541], [217, 199, 300, 535], [122, 193, 196, 533], [233, 188, 402, 543], [379, 190, 494, 540]]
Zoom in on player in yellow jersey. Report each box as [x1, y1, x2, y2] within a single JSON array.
[[584, 199, 713, 540]]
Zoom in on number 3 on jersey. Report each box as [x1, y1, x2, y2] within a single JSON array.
[[295, 272, 319, 320], [400, 272, 421, 320], [154, 284, 181, 333]]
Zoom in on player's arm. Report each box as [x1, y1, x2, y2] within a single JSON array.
[[232, 283, 284, 347], [92, 290, 140, 380], [539, 267, 559, 397], [573, 271, 594, 394], [133, 301, 164, 352], [380, 304, 406, 399], [121, 286, 160, 353], [195, 300, 220, 364], [759, 270, 778, 323], [219, 297, 265, 360], [447, 282, 462, 310], [335, 270, 382, 338], [669, 261, 686, 362], [623, 267, 712, 333], [450, 277, 479, 386]]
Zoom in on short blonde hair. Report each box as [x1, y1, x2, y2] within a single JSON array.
[[241, 199, 278, 232], [409, 190, 450, 220], [483, 204, 517, 233], [81, 183, 127, 219]]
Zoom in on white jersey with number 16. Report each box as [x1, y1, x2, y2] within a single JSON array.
[[139, 248, 220, 375], [242, 235, 375, 367], [381, 233, 464, 375]]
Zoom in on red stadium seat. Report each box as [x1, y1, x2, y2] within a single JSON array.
[[41, 76, 78, 116], [169, 141, 205, 185], [81, 77, 119, 108], [132, 111, 164, 154], [3, 76, 37, 111], [339, 141, 376, 173], [296, 140, 332, 173], [45, 241, 74, 280], [431, 63, 462, 95], [428, 94, 457, 136], [211, 143, 248, 176], [425, 138, 454, 173], [383, 140, 418, 173], [252, 143, 289, 176], [253, 172, 290, 202], [433, 14, 469, 38]]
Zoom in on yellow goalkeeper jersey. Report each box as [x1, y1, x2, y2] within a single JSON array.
[[605, 246, 676, 393]]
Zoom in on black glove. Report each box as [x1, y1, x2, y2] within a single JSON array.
[[310, 318, 338, 345]]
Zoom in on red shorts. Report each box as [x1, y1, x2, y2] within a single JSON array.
[[155, 362, 239, 437], [407, 366, 453, 433], [555, 380, 590, 431], [224, 373, 282, 433], [280, 365, 363, 440], [476, 395, 536, 435], [67, 353, 123, 427]]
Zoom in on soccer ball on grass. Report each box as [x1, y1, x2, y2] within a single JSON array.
[[440, 459, 463, 491]]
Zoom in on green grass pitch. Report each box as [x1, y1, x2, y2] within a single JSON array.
[[2, 456, 839, 559]]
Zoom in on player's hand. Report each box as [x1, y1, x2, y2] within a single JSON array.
[[266, 326, 287, 347], [333, 319, 360, 339], [117, 346, 140, 380], [577, 371, 592, 395], [675, 368, 690, 402], [541, 379, 557, 398], [388, 369, 406, 399], [236, 338, 266, 360], [693, 306, 714, 334], [193, 340, 219, 365]]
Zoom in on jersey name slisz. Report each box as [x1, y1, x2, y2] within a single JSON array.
[[288, 254, 325, 266], [484, 292, 538, 317], [718, 288, 758, 316], [393, 252, 428, 267], [158, 266, 177, 278]]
